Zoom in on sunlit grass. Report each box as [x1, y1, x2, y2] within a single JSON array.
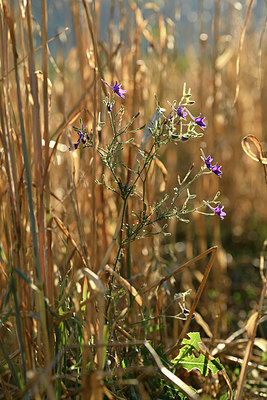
[[0, 1, 266, 399]]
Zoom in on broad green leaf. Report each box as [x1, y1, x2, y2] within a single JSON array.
[[172, 332, 224, 376], [183, 332, 202, 350]]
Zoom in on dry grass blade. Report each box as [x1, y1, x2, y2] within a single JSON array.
[[258, 17, 267, 89], [144, 342, 200, 400], [104, 264, 143, 307], [50, 82, 93, 140], [143, 246, 217, 295], [77, 268, 105, 370], [158, 14, 167, 49], [144, 2, 160, 12], [154, 157, 167, 191], [82, 0, 105, 86], [53, 216, 87, 267], [35, 70, 52, 114], [127, 107, 165, 188], [166, 246, 217, 356], [26, 0, 46, 287], [0, 0, 266, 398], [234, 0, 255, 104], [0, 27, 68, 82], [115, 324, 135, 341], [130, 3, 148, 33], [142, 27, 159, 54], [215, 38, 234, 70], [198, 342, 233, 399], [98, 205, 124, 274], [127, 140, 167, 191], [40, 0, 51, 305], [241, 135, 267, 183], [43, 109, 81, 182], [3, 0, 52, 355], [258, 16, 267, 89], [241, 135, 266, 163], [234, 239, 267, 400], [259, 239, 267, 283]]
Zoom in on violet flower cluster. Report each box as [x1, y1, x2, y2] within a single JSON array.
[[203, 201, 226, 220], [69, 78, 226, 221], [167, 101, 187, 120], [200, 149, 226, 220], [72, 130, 86, 149], [167, 100, 206, 130], [69, 129, 87, 150], [69, 121, 93, 151], [101, 79, 126, 99], [201, 149, 222, 178], [167, 91, 225, 221]]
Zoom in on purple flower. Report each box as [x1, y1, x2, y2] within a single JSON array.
[[211, 163, 222, 177], [194, 114, 206, 130], [106, 93, 112, 112], [183, 308, 196, 318], [185, 108, 206, 130], [69, 130, 86, 150], [204, 201, 226, 220], [213, 205, 226, 220], [107, 101, 112, 112], [101, 79, 126, 99], [201, 149, 213, 170], [201, 149, 222, 177], [167, 101, 187, 120]]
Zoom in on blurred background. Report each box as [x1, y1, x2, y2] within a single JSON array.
[[29, 0, 267, 333], [0, 1, 266, 396]]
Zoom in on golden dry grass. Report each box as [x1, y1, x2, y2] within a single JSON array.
[[0, 1, 266, 399]]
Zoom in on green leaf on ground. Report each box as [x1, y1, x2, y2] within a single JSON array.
[[172, 332, 224, 376]]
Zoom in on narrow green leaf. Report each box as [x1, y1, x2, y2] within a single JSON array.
[[0, 337, 23, 390]]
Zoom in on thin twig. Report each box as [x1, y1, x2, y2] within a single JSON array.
[[234, 239, 267, 400]]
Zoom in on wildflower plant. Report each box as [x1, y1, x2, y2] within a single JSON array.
[[70, 120, 93, 150], [70, 81, 226, 275], [1, 1, 263, 397], [165, 84, 208, 141], [101, 79, 126, 99], [201, 148, 223, 177]]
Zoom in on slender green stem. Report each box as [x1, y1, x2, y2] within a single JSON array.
[[113, 198, 128, 270]]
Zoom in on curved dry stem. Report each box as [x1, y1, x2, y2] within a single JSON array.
[[241, 135, 267, 184], [165, 246, 218, 356], [234, 239, 267, 400]]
